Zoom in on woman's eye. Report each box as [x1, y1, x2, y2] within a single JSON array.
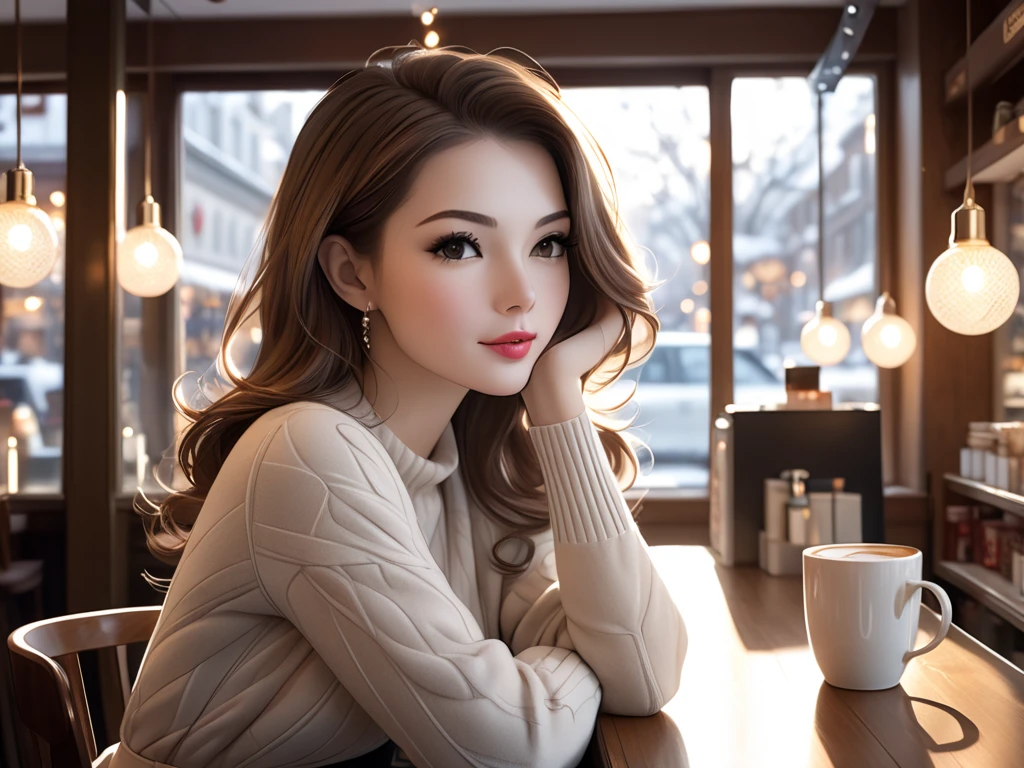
[[433, 236, 482, 261], [533, 237, 568, 259]]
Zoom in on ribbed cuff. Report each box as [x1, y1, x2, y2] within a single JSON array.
[[528, 411, 633, 544]]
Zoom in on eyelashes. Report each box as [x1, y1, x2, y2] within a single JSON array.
[[429, 231, 483, 262], [428, 230, 574, 263]]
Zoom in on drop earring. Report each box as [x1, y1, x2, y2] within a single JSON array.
[[362, 302, 371, 350]]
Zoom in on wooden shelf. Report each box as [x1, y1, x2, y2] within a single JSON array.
[[945, 0, 1024, 103], [935, 560, 1024, 634], [944, 473, 1024, 519], [945, 115, 1024, 190]]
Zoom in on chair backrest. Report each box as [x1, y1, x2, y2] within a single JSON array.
[[7, 605, 162, 768]]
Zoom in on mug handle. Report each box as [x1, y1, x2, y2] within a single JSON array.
[[903, 580, 953, 663]]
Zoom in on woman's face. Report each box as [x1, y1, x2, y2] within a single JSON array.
[[373, 137, 572, 397]]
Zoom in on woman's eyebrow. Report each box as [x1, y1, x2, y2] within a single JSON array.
[[416, 209, 570, 228]]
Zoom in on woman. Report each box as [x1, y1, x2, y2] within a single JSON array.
[[102, 45, 687, 768]]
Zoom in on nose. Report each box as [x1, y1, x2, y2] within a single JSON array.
[[493, 255, 536, 315]]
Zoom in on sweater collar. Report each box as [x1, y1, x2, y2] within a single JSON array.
[[325, 376, 460, 495]]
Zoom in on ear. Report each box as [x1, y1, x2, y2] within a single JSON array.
[[317, 235, 375, 311]]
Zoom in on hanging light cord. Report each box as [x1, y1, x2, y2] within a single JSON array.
[[817, 90, 825, 302], [965, 0, 973, 206], [144, 9, 154, 199], [15, 0, 22, 169]]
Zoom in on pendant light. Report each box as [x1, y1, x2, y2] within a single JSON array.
[[800, 90, 851, 366], [925, 0, 1019, 335], [118, 7, 181, 298], [0, 0, 59, 289], [861, 291, 916, 368]]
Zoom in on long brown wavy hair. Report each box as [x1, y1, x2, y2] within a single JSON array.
[[138, 44, 660, 576]]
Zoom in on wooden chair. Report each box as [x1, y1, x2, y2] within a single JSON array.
[[7, 606, 162, 768]]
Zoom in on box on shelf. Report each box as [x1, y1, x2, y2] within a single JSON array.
[[945, 505, 972, 562]]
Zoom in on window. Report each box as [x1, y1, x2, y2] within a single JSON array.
[[231, 116, 243, 161], [212, 209, 222, 253], [732, 76, 878, 408], [0, 94, 66, 493], [179, 91, 322, 384], [562, 86, 711, 488], [209, 101, 222, 148]]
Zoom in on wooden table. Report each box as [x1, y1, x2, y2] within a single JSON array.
[[588, 546, 1024, 767]]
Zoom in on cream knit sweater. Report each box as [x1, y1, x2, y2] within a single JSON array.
[[99, 379, 687, 768]]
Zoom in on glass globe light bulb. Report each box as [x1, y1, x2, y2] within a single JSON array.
[[118, 197, 182, 297], [800, 300, 851, 366], [925, 199, 1019, 335], [861, 292, 916, 368], [0, 170, 60, 288]]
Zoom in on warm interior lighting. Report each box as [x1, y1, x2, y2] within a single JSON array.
[[790, 270, 807, 288], [690, 240, 710, 265], [926, 235, 1018, 334], [801, 301, 851, 366], [861, 292, 916, 368], [119, 8, 183, 298], [680, 298, 695, 314], [48, 190, 65, 207], [695, 307, 711, 332], [0, 200, 59, 287], [0, 0, 59, 289], [926, 0, 1019, 336], [424, 30, 440, 48], [119, 206, 182, 297], [693, 280, 708, 296], [800, 90, 849, 366], [22, 295, 41, 311]]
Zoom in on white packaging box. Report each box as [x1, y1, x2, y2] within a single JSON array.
[[806, 491, 863, 545], [997, 456, 1010, 490], [764, 478, 789, 542], [972, 449, 985, 480], [985, 451, 998, 486], [960, 447, 972, 477]]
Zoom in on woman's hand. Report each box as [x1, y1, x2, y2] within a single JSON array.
[[521, 297, 625, 426]]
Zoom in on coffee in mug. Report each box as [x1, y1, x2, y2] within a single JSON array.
[[803, 543, 952, 690]]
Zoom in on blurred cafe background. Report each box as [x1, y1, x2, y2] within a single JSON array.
[[2, 1, 1024, 766]]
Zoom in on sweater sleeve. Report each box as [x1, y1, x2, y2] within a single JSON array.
[[246, 405, 601, 768], [504, 410, 687, 717]]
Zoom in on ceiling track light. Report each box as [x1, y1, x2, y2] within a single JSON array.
[[808, 0, 878, 95]]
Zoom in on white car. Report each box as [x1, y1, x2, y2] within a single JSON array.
[[609, 332, 781, 462], [610, 331, 878, 464]]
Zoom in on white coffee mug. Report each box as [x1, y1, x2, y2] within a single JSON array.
[[803, 543, 952, 691]]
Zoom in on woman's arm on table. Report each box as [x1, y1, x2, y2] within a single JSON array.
[[247, 405, 601, 768]]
